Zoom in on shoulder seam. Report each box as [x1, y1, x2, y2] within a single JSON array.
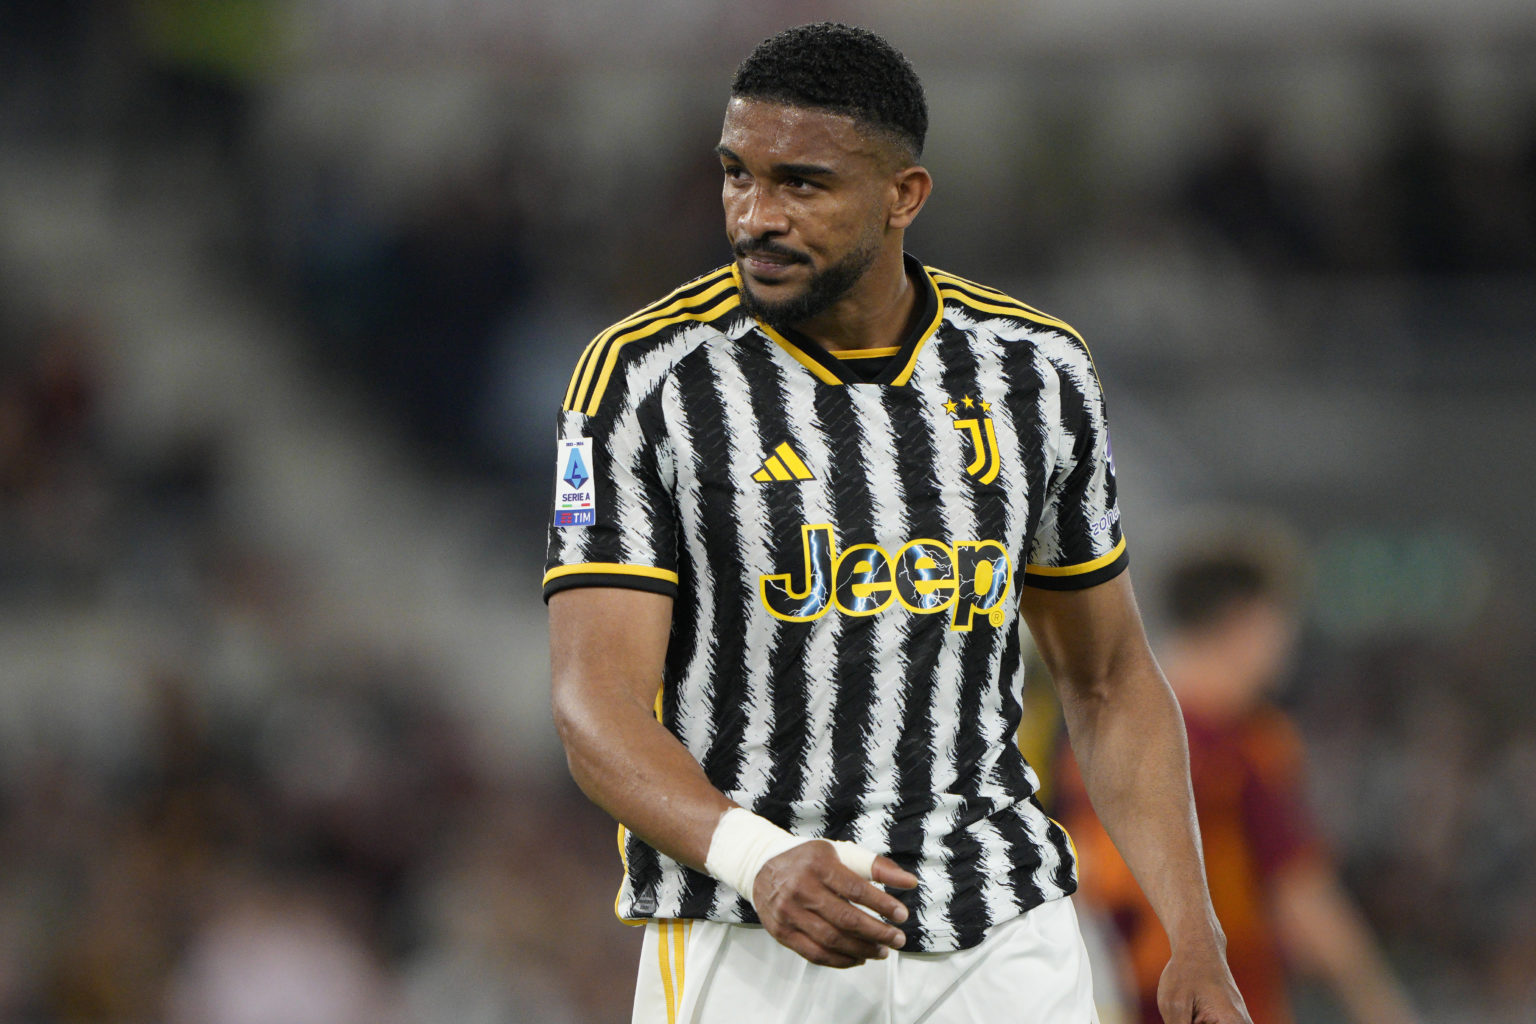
[[921, 270, 1081, 342], [570, 292, 742, 416], [562, 265, 734, 410], [928, 267, 1053, 318], [928, 268, 1099, 377], [563, 268, 739, 414], [929, 270, 1085, 345]]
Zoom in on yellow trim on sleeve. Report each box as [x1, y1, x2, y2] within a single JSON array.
[[1026, 536, 1127, 577], [542, 562, 681, 587]]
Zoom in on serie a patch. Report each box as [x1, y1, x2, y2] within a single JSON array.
[[553, 438, 596, 527]]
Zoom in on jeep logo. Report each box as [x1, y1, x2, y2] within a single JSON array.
[[758, 524, 1011, 631]]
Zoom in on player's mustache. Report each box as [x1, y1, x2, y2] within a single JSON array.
[[733, 237, 811, 264]]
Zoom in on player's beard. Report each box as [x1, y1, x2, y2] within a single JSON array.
[[735, 231, 882, 333]]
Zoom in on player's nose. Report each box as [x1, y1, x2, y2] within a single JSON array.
[[735, 183, 789, 237]]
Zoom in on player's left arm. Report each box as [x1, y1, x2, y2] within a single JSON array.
[[1020, 571, 1251, 1024]]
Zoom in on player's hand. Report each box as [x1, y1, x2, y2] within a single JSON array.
[[1156, 946, 1253, 1023], [752, 840, 918, 968]]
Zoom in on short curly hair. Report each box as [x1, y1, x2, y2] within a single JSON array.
[[731, 23, 928, 160]]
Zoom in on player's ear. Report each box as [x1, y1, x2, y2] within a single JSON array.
[[887, 165, 932, 229]]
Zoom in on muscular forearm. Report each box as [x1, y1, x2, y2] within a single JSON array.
[[1057, 651, 1223, 953], [553, 684, 731, 871], [1024, 575, 1246, 1021], [549, 587, 732, 871], [549, 587, 913, 969]]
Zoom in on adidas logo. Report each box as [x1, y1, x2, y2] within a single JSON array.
[[752, 442, 815, 483]]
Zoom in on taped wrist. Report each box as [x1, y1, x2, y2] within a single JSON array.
[[704, 808, 808, 905], [703, 808, 877, 907]]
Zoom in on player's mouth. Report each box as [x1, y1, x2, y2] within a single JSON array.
[[735, 240, 809, 282]]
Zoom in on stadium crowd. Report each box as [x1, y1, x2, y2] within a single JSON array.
[[0, 301, 636, 1022], [2, 3, 1534, 1022]]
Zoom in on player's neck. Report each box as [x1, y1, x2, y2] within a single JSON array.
[[793, 246, 916, 353]]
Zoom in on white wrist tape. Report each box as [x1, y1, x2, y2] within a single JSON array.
[[704, 808, 807, 903], [704, 808, 878, 906]]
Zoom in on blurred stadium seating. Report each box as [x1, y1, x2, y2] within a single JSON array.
[[1, 2, 1532, 1021]]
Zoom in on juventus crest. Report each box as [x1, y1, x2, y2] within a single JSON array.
[[946, 395, 1000, 484]]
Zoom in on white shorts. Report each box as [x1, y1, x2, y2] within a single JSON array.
[[632, 896, 1100, 1024]]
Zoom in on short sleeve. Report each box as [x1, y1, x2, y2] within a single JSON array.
[[542, 393, 679, 602], [1024, 347, 1129, 590]]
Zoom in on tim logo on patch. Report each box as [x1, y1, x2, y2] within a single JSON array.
[[554, 438, 597, 527]]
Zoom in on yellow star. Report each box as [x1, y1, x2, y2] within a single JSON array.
[[980, 400, 991, 412], [943, 399, 957, 414], [962, 396, 974, 408]]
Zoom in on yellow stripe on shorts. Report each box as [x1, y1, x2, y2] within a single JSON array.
[[657, 919, 691, 1023], [659, 921, 676, 1022]]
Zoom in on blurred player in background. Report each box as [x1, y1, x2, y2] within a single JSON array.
[[548, 22, 1250, 1024], [1054, 534, 1420, 1024]]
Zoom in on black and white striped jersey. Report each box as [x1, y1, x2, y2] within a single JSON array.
[[544, 254, 1128, 952]]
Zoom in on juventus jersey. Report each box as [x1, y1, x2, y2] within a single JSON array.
[[544, 254, 1128, 952]]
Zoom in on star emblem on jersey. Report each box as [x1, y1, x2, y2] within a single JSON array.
[[752, 441, 815, 483], [947, 395, 1001, 485]]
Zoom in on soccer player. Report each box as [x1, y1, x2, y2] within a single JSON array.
[[546, 23, 1250, 1024], [1054, 540, 1421, 1024]]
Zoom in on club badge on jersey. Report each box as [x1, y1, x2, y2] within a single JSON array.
[[946, 394, 1001, 485], [553, 438, 596, 527]]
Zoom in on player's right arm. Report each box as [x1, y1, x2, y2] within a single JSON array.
[[1021, 573, 1251, 1024], [548, 585, 915, 967]]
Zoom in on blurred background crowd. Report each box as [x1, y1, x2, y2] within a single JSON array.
[[1, 1, 1532, 1022]]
